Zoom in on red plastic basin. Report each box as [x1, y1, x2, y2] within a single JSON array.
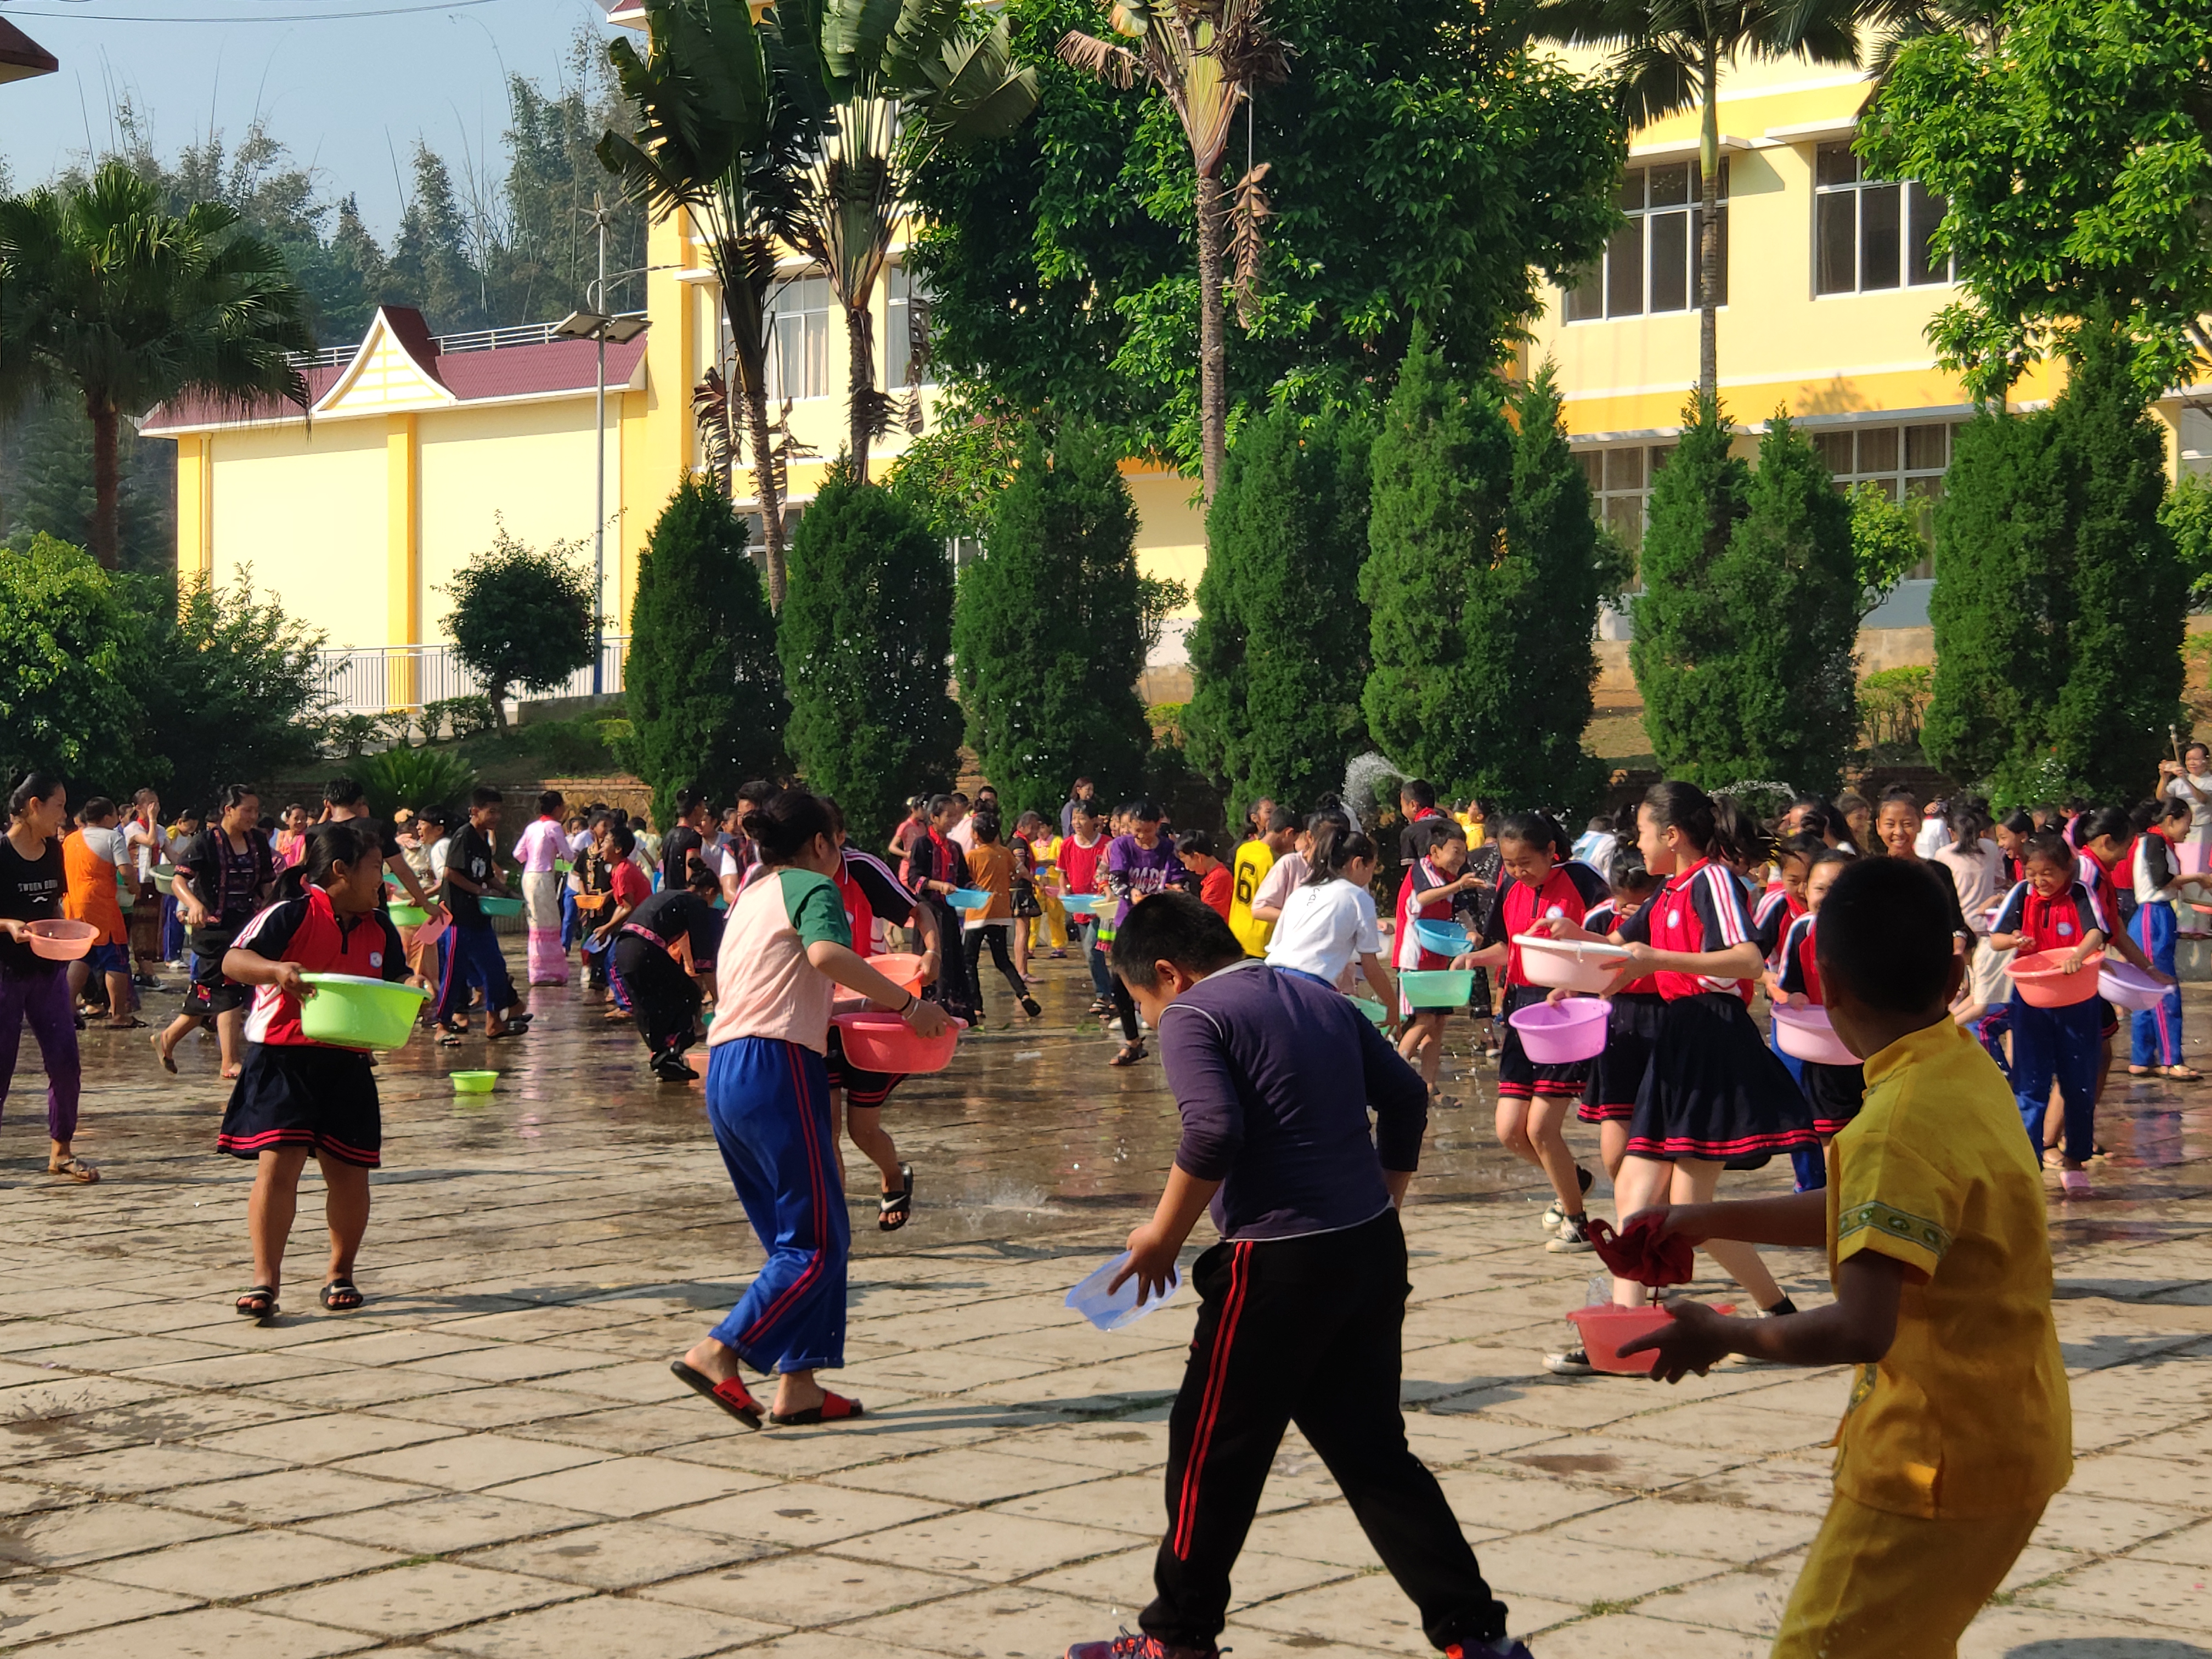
[[2007, 949, 2105, 1008], [1566, 1304, 1675, 1375], [868, 952, 927, 995], [833, 1011, 964, 1074], [24, 919, 97, 962]]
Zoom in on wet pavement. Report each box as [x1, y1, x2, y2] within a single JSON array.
[[0, 944, 2207, 1656]]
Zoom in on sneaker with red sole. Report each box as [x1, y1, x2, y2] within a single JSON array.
[[1446, 1643, 1536, 1659], [1063, 1632, 1217, 1659]]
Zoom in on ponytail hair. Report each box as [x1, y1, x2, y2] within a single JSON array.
[[276, 820, 380, 902], [7, 771, 60, 821], [1495, 810, 1571, 862], [1709, 795, 1760, 867], [741, 788, 834, 866], [1304, 821, 1378, 886], [1641, 780, 1717, 856]]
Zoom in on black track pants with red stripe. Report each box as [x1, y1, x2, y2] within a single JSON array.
[[1142, 1207, 1509, 1652]]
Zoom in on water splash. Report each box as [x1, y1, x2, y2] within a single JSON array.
[[1711, 778, 1798, 817], [1340, 752, 1408, 832]]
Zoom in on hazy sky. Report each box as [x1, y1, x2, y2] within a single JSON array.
[[0, 0, 620, 240]]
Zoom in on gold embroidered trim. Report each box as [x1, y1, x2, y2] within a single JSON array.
[[1837, 1199, 1950, 1258]]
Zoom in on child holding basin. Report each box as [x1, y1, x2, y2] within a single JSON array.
[[218, 820, 422, 1318], [1773, 848, 1867, 1143]]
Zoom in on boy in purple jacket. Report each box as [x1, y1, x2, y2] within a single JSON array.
[[1064, 892, 1528, 1659]]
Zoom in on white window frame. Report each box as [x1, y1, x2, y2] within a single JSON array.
[[765, 273, 832, 403], [1564, 161, 1728, 324], [1812, 143, 1955, 297], [1812, 419, 1957, 579], [1573, 440, 1678, 587], [885, 263, 935, 391]]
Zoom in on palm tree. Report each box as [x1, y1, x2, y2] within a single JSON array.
[[600, 0, 812, 609], [1059, 0, 1288, 504], [771, 0, 1038, 485], [1818, 0, 2004, 77], [1534, 0, 1858, 397], [0, 160, 312, 570]]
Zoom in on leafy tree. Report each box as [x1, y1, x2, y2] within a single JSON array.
[[1860, 0, 2212, 399], [885, 409, 1024, 544], [778, 461, 962, 844], [0, 533, 143, 791], [120, 569, 329, 810], [1187, 402, 1370, 816], [600, 0, 809, 607], [2163, 472, 2212, 612], [0, 396, 173, 572], [441, 522, 597, 726], [623, 476, 790, 825], [1533, 0, 1857, 396], [1629, 389, 1752, 785], [1849, 480, 1927, 621], [1361, 335, 1609, 807], [1925, 323, 2189, 803], [907, 0, 1623, 476], [772, 0, 1037, 483], [953, 423, 1150, 814], [0, 160, 314, 568]]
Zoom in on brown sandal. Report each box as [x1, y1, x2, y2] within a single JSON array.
[[48, 1156, 98, 1184]]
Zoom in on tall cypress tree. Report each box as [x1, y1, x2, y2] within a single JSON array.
[[953, 424, 1151, 815], [623, 476, 788, 826], [1187, 404, 1372, 818], [778, 461, 962, 847], [2048, 321, 2187, 802], [1630, 390, 1754, 788], [1362, 330, 1609, 806]]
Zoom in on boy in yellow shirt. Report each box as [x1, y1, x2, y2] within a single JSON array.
[[1624, 855, 2070, 1659], [1228, 806, 1296, 957]]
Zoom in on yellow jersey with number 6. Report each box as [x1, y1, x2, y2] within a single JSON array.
[[1228, 839, 1276, 957]]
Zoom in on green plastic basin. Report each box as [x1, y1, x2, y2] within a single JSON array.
[[451, 1070, 497, 1094], [1400, 969, 1475, 1009], [300, 973, 430, 1050], [477, 895, 524, 917], [388, 904, 428, 927], [1350, 995, 1389, 1026]]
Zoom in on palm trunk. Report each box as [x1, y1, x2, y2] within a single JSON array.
[[847, 302, 877, 487], [1195, 168, 1229, 504], [744, 384, 788, 610], [1698, 49, 1720, 400], [714, 251, 787, 610], [88, 396, 121, 571]]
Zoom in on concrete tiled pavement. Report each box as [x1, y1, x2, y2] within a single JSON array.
[[1, 945, 2209, 1655]]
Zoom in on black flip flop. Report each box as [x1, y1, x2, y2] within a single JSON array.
[[669, 1359, 763, 1430], [320, 1278, 364, 1311], [879, 1164, 914, 1232], [235, 1286, 278, 1320]]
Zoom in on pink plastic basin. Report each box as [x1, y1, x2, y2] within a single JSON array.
[[2098, 961, 2166, 1013], [1770, 1003, 1857, 1066], [24, 919, 96, 962], [1566, 1304, 1675, 1375], [2008, 949, 2105, 1008], [402, 910, 448, 952], [1507, 998, 1609, 1063], [833, 1011, 965, 1074]]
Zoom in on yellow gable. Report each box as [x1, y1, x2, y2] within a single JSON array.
[[313, 309, 456, 417]]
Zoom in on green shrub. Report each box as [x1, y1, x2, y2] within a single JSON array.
[[357, 744, 478, 820], [0, 532, 144, 792]]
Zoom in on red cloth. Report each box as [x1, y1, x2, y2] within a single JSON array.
[[1587, 1213, 1697, 1287], [1200, 865, 1233, 921]]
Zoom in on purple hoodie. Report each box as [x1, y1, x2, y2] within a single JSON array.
[[1105, 832, 1189, 927]]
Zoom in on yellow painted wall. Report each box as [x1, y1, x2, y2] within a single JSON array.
[[1125, 468, 1207, 612], [417, 399, 612, 644], [207, 419, 389, 645]]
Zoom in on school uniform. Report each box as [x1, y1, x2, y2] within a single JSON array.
[[906, 828, 977, 1023], [1475, 861, 1610, 1100], [1776, 913, 1865, 1136], [2129, 829, 2187, 1068], [1577, 899, 1664, 1125], [1616, 859, 1815, 1161], [1058, 832, 1115, 1001], [613, 887, 718, 1071], [218, 888, 406, 1168], [1392, 853, 1474, 1014], [1142, 960, 1512, 1655], [1989, 878, 2108, 1164], [702, 866, 855, 1375], [433, 825, 518, 1026]]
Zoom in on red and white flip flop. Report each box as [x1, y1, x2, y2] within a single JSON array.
[[769, 1390, 864, 1427]]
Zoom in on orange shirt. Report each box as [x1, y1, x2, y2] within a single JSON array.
[[61, 828, 126, 946], [964, 842, 1015, 923]]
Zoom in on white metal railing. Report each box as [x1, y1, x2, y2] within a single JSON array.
[[313, 637, 630, 715], [289, 313, 648, 372]]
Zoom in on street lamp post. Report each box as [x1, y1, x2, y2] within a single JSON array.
[[554, 195, 647, 699]]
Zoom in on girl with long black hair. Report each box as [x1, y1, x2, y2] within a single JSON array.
[[0, 772, 97, 1183]]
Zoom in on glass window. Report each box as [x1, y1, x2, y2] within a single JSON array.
[[1814, 142, 1952, 295], [1579, 441, 1678, 578], [766, 274, 831, 402], [1562, 161, 1728, 322], [1815, 420, 1957, 580], [885, 264, 935, 389]]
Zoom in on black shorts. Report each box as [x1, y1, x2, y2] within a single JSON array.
[[825, 1024, 903, 1109], [217, 1041, 382, 1167], [1496, 983, 1590, 1101], [184, 933, 247, 1017]]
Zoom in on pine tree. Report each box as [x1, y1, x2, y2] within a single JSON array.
[[779, 461, 962, 846], [1922, 410, 2070, 795], [1186, 403, 1372, 819], [1629, 390, 1753, 788], [1360, 330, 1606, 807], [953, 424, 1151, 816], [623, 476, 789, 825], [1503, 365, 1611, 810], [2047, 320, 2188, 803]]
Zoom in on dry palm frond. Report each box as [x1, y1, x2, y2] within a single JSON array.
[[1229, 159, 1273, 328], [692, 368, 738, 488], [1058, 30, 1142, 88]]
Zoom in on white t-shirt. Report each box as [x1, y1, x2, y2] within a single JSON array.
[[2166, 773, 2212, 841], [428, 837, 452, 884], [81, 825, 126, 868], [1914, 814, 1951, 859], [948, 816, 977, 853], [1265, 878, 1381, 985], [1252, 851, 1310, 915], [1934, 838, 2007, 932]]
